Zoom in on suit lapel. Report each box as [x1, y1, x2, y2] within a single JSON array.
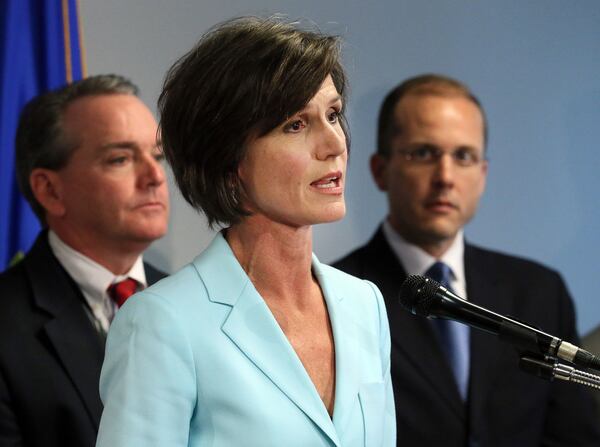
[[194, 234, 340, 446], [25, 233, 104, 428], [361, 228, 465, 418], [143, 262, 167, 285], [312, 256, 357, 436], [465, 243, 517, 430]]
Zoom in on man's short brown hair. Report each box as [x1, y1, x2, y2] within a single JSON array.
[[377, 73, 487, 157]]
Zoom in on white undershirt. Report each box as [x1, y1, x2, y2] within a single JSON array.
[[47, 230, 147, 333], [381, 220, 467, 300]]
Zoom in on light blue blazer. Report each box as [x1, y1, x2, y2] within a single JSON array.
[[96, 233, 395, 447]]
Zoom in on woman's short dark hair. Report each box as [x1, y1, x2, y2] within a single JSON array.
[[158, 16, 348, 228]]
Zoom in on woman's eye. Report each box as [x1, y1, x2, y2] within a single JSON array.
[[284, 119, 305, 133], [327, 110, 339, 124]]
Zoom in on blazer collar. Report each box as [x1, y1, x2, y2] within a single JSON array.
[[24, 231, 104, 428], [363, 227, 466, 418], [192, 233, 342, 446], [312, 257, 357, 436]]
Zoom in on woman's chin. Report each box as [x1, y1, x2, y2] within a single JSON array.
[[315, 203, 346, 224]]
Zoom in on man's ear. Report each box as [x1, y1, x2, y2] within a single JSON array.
[[370, 153, 389, 191], [478, 158, 489, 196], [29, 168, 66, 217]]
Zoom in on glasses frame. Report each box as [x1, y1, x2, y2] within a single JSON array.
[[394, 145, 486, 168]]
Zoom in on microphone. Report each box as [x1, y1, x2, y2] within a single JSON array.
[[399, 274, 600, 372], [520, 355, 600, 390]]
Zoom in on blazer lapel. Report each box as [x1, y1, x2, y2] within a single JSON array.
[[143, 262, 167, 285], [25, 233, 104, 428], [311, 256, 357, 436], [362, 228, 465, 418], [465, 243, 517, 430], [194, 235, 340, 447]]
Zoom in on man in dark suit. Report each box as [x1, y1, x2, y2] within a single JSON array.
[[334, 74, 600, 446], [0, 74, 169, 447], [583, 325, 600, 419]]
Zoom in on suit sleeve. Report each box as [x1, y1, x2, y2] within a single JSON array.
[[0, 369, 24, 447], [366, 280, 397, 446], [96, 291, 196, 447], [541, 273, 600, 446]]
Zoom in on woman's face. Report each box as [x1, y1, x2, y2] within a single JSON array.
[[238, 75, 347, 228]]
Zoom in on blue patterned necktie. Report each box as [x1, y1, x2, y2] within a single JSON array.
[[425, 261, 470, 400]]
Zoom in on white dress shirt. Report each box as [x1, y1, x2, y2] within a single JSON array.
[[48, 230, 147, 333], [381, 220, 467, 300]]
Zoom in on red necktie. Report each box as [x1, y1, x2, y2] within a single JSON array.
[[107, 278, 138, 307]]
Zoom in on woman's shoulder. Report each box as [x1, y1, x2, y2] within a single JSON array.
[[316, 261, 385, 310], [316, 261, 390, 355], [144, 263, 205, 300], [124, 238, 249, 317], [120, 262, 210, 322], [319, 262, 371, 287]]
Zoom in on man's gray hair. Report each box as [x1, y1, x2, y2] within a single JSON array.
[[15, 74, 139, 224]]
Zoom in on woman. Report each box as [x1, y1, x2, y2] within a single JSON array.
[[96, 17, 395, 446]]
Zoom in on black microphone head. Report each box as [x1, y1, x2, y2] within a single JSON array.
[[399, 274, 443, 317]]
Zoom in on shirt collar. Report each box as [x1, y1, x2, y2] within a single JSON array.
[[381, 219, 466, 294], [48, 230, 147, 304]]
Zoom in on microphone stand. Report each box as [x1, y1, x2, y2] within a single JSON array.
[[519, 354, 600, 391]]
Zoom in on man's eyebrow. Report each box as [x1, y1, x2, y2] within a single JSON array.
[[99, 141, 138, 151], [99, 140, 162, 151], [455, 144, 481, 152]]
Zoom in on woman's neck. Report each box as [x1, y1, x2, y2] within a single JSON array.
[[226, 216, 316, 304]]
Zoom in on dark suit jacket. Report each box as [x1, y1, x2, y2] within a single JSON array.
[[0, 232, 166, 447], [582, 325, 600, 425], [334, 226, 600, 447]]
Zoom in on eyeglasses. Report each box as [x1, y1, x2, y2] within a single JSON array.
[[395, 145, 484, 167]]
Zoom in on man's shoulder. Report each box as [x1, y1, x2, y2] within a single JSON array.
[[333, 226, 388, 276], [0, 259, 30, 298], [332, 243, 371, 273], [0, 255, 44, 338], [0, 232, 76, 315], [465, 242, 562, 280], [583, 325, 600, 354]]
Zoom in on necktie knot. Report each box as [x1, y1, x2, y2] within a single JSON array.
[[108, 278, 138, 307], [425, 261, 453, 288]]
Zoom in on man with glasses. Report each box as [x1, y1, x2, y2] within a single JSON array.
[[334, 74, 599, 446]]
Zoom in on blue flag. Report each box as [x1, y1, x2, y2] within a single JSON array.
[[0, 0, 86, 269]]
